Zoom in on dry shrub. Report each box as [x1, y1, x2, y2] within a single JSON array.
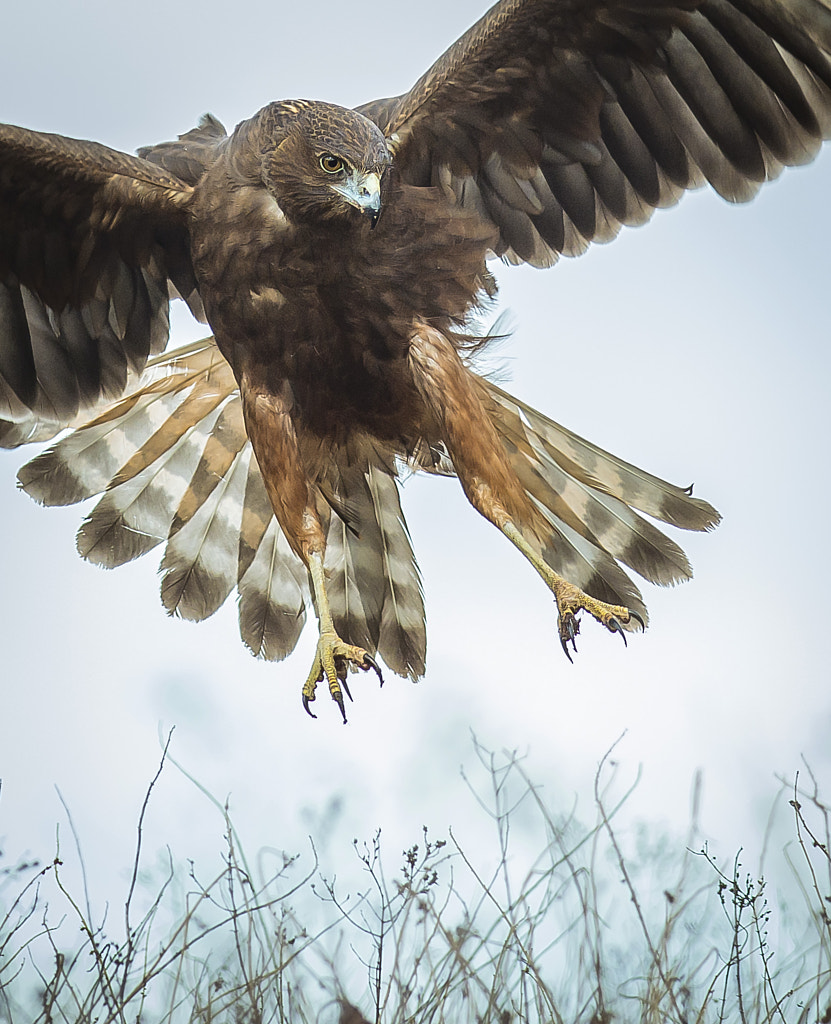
[[0, 739, 829, 1024]]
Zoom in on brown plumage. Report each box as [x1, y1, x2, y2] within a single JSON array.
[[3, 0, 831, 718]]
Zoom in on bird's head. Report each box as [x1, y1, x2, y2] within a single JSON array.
[[259, 101, 391, 228]]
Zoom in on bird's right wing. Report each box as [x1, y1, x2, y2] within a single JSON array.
[[0, 123, 197, 442]]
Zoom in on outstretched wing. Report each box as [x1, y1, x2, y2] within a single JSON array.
[[0, 123, 197, 442], [359, 0, 831, 265]]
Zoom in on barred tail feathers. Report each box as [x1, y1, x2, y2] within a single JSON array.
[[481, 379, 721, 627], [323, 461, 387, 658], [235, 458, 309, 661], [322, 443, 426, 680], [16, 337, 426, 676], [16, 338, 315, 660], [367, 459, 426, 680]]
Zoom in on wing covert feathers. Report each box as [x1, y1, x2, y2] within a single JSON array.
[[137, 114, 228, 185]]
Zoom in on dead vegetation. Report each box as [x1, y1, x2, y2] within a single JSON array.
[[1, 739, 829, 1023]]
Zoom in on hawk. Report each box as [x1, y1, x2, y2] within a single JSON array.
[[2, 0, 830, 720]]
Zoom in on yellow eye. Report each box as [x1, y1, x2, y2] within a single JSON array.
[[319, 153, 346, 174]]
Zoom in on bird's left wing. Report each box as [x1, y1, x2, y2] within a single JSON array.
[[358, 0, 831, 265], [0, 123, 197, 443]]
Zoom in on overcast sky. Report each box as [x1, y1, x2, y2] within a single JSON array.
[[1, 0, 829, 934]]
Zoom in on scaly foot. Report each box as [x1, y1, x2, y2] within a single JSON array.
[[500, 521, 645, 662], [551, 578, 645, 662], [302, 630, 383, 723]]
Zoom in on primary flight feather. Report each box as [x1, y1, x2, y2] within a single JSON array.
[[3, 0, 830, 719]]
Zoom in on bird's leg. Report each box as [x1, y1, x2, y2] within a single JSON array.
[[473, 487, 642, 660], [499, 520, 643, 660], [408, 323, 642, 658], [303, 548, 383, 722], [241, 379, 381, 721]]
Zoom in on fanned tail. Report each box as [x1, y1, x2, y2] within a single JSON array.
[[16, 336, 426, 676], [481, 379, 721, 627], [15, 332, 714, 665]]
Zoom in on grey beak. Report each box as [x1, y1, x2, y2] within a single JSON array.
[[332, 170, 382, 227]]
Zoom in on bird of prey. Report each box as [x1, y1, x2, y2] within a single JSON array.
[[2, 0, 829, 720]]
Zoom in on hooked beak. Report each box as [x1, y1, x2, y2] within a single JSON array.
[[331, 170, 382, 228]]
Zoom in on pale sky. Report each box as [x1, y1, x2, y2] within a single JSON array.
[[1, 0, 829, 931]]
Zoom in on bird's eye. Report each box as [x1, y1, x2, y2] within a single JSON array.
[[319, 153, 346, 174]]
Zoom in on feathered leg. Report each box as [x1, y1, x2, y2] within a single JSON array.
[[240, 378, 382, 721], [408, 323, 642, 656]]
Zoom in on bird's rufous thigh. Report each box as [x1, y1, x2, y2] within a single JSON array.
[[240, 379, 327, 563], [407, 323, 533, 531]]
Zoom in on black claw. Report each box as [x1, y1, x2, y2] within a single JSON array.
[[608, 616, 627, 647], [341, 677, 353, 703], [362, 652, 384, 687], [629, 610, 646, 631], [302, 694, 317, 720], [560, 630, 578, 661], [558, 610, 580, 662], [334, 692, 348, 725]]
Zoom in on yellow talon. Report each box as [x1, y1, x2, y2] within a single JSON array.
[[550, 579, 643, 662], [499, 520, 644, 662], [302, 631, 383, 723]]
